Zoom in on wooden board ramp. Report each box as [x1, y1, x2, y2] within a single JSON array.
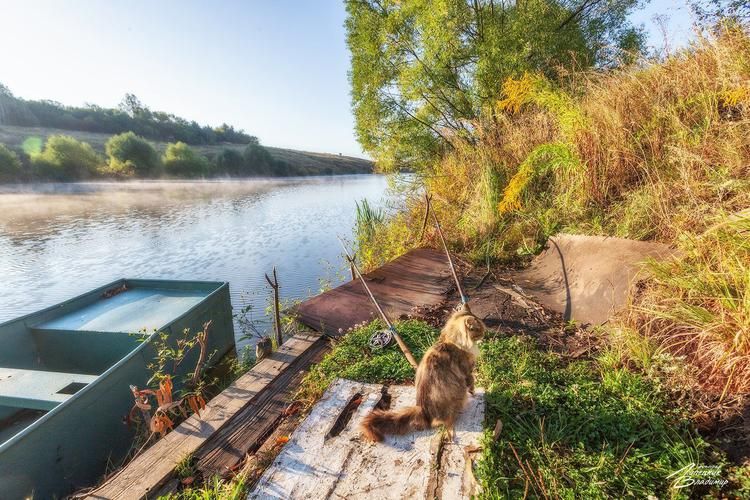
[[294, 248, 452, 336], [85, 332, 329, 499], [249, 378, 485, 500]]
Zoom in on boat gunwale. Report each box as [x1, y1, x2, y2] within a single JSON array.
[[0, 278, 231, 453]]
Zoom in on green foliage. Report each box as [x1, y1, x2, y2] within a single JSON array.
[[0, 144, 23, 181], [105, 132, 162, 177], [345, 0, 645, 170], [163, 142, 210, 178], [476, 334, 716, 499], [297, 320, 438, 403], [355, 198, 384, 242], [32, 135, 102, 180], [0, 84, 254, 146], [242, 143, 276, 176], [214, 149, 245, 176], [160, 474, 250, 500]]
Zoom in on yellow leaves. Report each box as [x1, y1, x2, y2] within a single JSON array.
[[498, 164, 533, 214], [497, 73, 542, 115], [720, 87, 749, 107]]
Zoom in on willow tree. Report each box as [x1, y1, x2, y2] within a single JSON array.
[[346, 0, 646, 171]]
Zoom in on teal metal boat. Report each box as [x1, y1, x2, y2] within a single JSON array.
[[0, 279, 235, 499]]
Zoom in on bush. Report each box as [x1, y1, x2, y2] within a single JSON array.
[[0, 144, 23, 181], [163, 142, 210, 178], [32, 135, 102, 180], [243, 143, 275, 175], [214, 148, 245, 176], [105, 132, 161, 177]]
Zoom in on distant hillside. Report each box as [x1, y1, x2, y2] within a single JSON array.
[[0, 87, 251, 146], [0, 125, 373, 176]]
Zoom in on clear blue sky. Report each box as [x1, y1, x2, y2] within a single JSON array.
[[0, 1, 696, 158]]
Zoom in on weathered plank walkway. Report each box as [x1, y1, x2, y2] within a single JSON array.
[[295, 247, 451, 335], [86, 248, 454, 499], [250, 379, 484, 500]]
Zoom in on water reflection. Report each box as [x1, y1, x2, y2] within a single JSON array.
[[0, 176, 389, 353]]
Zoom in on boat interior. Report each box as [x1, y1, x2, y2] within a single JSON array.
[[0, 282, 214, 445]]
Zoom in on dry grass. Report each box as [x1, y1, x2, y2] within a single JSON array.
[[358, 29, 750, 400], [628, 216, 750, 396]]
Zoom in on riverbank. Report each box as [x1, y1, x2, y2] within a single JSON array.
[[0, 125, 373, 182]]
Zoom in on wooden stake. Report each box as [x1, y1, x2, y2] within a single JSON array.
[[338, 238, 419, 369], [426, 193, 469, 304], [264, 267, 283, 348]]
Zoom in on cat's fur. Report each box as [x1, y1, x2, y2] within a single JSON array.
[[360, 303, 485, 442]]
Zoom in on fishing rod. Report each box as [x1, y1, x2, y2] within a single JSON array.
[[422, 193, 469, 305], [338, 237, 419, 369]]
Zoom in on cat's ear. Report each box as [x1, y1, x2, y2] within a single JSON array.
[[463, 316, 484, 339], [463, 316, 480, 332]]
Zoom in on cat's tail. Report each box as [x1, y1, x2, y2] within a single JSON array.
[[360, 406, 430, 442]]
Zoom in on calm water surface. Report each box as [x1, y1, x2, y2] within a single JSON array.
[[0, 175, 390, 352]]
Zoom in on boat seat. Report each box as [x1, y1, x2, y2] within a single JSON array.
[[0, 368, 97, 411]]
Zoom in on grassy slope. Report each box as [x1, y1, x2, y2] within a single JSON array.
[[342, 31, 750, 497], [0, 124, 373, 175], [356, 32, 750, 398]]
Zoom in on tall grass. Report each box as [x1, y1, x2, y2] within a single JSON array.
[[357, 29, 750, 397], [628, 215, 750, 395]]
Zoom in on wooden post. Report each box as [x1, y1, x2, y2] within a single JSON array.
[[265, 267, 283, 348], [338, 238, 419, 370], [350, 262, 356, 281]]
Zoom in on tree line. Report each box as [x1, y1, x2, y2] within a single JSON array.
[[0, 132, 302, 182], [0, 85, 253, 146]]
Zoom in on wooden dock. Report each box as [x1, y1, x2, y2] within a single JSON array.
[[87, 248, 454, 499], [295, 248, 451, 335]]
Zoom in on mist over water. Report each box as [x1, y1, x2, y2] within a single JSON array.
[[0, 176, 390, 354]]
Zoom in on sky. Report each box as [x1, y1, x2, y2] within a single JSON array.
[[0, 1, 697, 158]]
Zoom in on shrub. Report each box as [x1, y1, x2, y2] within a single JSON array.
[[105, 132, 162, 177], [32, 135, 102, 180], [163, 142, 210, 178], [214, 148, 245, 176], [243, 143, 275, 175], [0, 144, 23, 181]]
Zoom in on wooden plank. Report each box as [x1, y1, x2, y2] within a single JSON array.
[[328, 385, 435, 499], [250, 379, 485, 500], [86, 331, 324, 500], [193, 335, 330, 477], [294, 248, 452, 336], [436, 389, 485, 499], [250, 379, 385, 499]]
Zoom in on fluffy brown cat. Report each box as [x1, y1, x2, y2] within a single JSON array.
[[360, 303, 485, 442]]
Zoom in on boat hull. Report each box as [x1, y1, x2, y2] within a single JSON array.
[[0, 279, 235, 499]]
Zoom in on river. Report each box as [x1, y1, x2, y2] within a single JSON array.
[[0, 175, 390, 354]]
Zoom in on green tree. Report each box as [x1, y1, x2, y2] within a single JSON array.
[[691, 0, 749, 24], [215, 148, 246, 176], [0, 144, 23, 181], [105, 132, 162, 177], [243, 143, 275, 175], [163, 142, 210, 177], [32, 135, 102, 180], [346, 0, 646, 171]]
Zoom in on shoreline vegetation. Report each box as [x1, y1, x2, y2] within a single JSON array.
[[335, 0, 749, 497], [0, 88, 372, 182]]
